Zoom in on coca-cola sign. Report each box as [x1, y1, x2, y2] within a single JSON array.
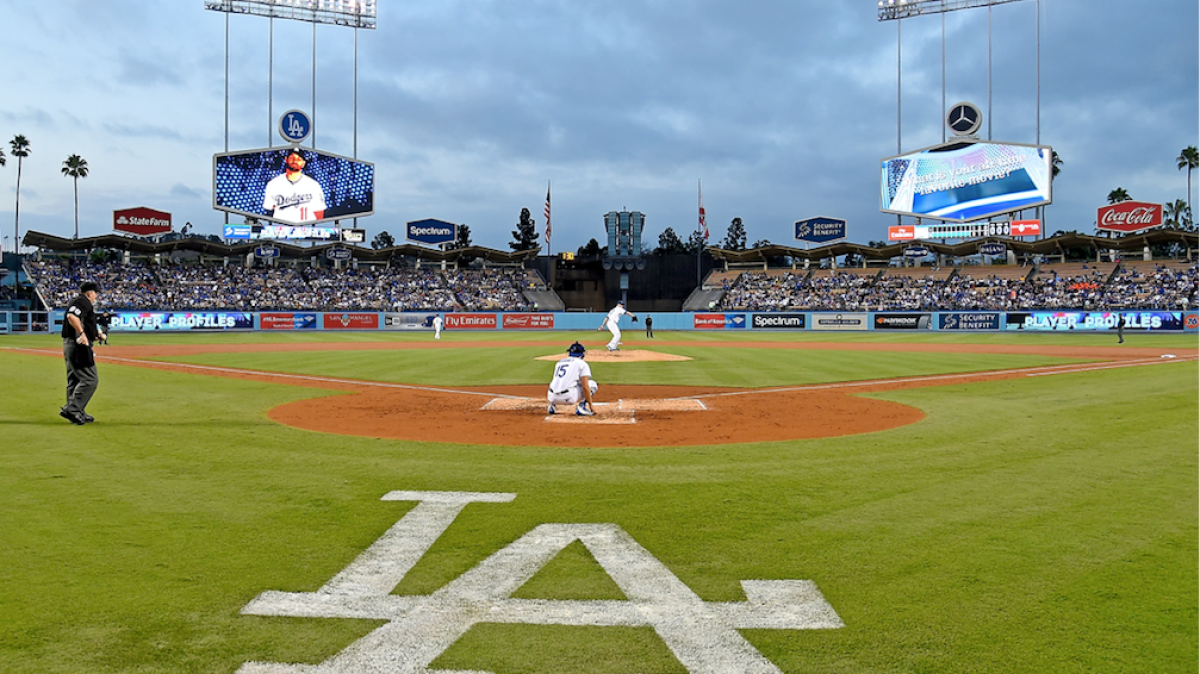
[[1096, 201, 1163, 234]]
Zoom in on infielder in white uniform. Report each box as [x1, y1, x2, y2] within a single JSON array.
[[547, 342, 597, 416], [432, 314, 443, 339], [262, 148, 327, 223], [598, 300, 637, 352]]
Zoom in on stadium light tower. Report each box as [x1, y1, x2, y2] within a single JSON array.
[[204, 0, 376, 154], [878, 0, 1039, 149]]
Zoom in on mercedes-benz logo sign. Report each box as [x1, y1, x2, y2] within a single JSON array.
[[946, 102, 981, 137]]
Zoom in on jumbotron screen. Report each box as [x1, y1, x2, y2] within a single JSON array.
[[881, 140, 1052, 223], [213, 147, 374, 226]]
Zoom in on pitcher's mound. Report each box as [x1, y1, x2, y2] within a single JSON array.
[[536, 349, 691, 363]]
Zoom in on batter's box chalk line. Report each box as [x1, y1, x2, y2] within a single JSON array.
[[482, 397, 706, 423]]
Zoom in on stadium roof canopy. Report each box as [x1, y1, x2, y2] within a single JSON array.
[[705, 229, 1198, 266], [21, 231, 541, 266]]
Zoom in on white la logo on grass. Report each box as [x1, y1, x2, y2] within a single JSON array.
[[238, 491, 843, 674]]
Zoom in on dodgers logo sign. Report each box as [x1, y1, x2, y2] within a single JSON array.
[[238, 491, 843, 673], [278, 110, 311, 144]]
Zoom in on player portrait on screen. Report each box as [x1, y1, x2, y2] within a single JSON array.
[[262, 148, 327, 223]]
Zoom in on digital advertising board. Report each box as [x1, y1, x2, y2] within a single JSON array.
[[881, 140, 1052, 222], [873, 313, 931, 330], [259, 313, 318, 330], [323, 313, 380, 330], [1004, 311, 1185, 332], [938, 313, 1002, 331], [752, 313, 806, 329], [444, 313, 497, 330], [502, 314, 555, 329], [213, 147, 374, 227], [111, 312, 252, 331], [811, 312, 869, 331]]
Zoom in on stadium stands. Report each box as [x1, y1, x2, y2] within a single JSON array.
[[23, 257, 1198, 314], [25, 258, 546, 312]]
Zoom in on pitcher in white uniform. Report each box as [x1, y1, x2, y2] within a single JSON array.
[[598, 300, 637, 352]]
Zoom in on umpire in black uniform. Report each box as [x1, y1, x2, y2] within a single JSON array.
[[61, 281, 106, 425]]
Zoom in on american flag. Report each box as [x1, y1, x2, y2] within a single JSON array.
[[698, 180, 708, 240], [544, 181, 552, 246]]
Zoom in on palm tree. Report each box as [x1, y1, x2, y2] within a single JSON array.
[[1051, 150, 1063, 180], [61, 154, 89, 239], [1106, 187, 1131, 204], [1164, 199, 1192, 231], [10, 135, 31, 255], [1178, 146, 1198, 224]]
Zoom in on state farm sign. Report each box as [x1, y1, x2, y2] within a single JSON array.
[[1009, 219, 1042, 237], [114, 206, 172, 235], [1096, 201, 1162, 234]]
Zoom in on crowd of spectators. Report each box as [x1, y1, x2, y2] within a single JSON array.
[[25, 257, 1199, 314], [25, 258, 540, 312], [717, 264, 1199, 312]]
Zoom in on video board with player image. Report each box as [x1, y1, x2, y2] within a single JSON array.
[[881, 140, 1052, 222], [213, 147, 374, 226]]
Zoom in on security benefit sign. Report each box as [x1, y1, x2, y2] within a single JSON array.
[[794, 217, 847, 244], [236, 490, 843, 674], [938, 312, 1002, 331]]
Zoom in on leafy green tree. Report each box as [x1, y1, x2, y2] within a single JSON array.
[[61, 154, 88, 239], [510, 207, 539, 251], [1106, 187, 1131, 204], [10, 135, 30, 254], [655, 227, 686, 255], [371, 230, 395, 250], [684, 230, 707, 255], [577, 238, 603, 257], [1178, 146, 1198, 224], [1051, 150, 1063, 180], [447, 223, 473, 250], [721, 217, 747, 251]]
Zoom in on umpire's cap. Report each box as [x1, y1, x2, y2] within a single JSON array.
[[567, 341, 586, 358], [80, 281, 99, 294]]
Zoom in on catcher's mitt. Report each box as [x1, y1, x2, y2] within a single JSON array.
[[631, 315, 639, 322]]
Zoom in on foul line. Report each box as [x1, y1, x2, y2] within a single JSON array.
[[10, 347, 1192, 404]]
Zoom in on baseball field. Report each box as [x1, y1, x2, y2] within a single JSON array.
[[1, 329, 1196, 673]]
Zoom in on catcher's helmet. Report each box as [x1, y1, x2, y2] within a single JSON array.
[[567, 341, 586, 358]]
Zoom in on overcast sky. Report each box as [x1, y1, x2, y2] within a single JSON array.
[[0, 0, 1195, 254]]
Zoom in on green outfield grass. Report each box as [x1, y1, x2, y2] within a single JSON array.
[[0, 331, 1195, 673]]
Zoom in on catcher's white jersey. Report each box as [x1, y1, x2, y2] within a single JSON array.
[[547, 356, 591, 403], [263, 173, 327, 223]]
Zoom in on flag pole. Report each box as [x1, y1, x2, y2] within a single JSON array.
[[543, 179, 552, 256]]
